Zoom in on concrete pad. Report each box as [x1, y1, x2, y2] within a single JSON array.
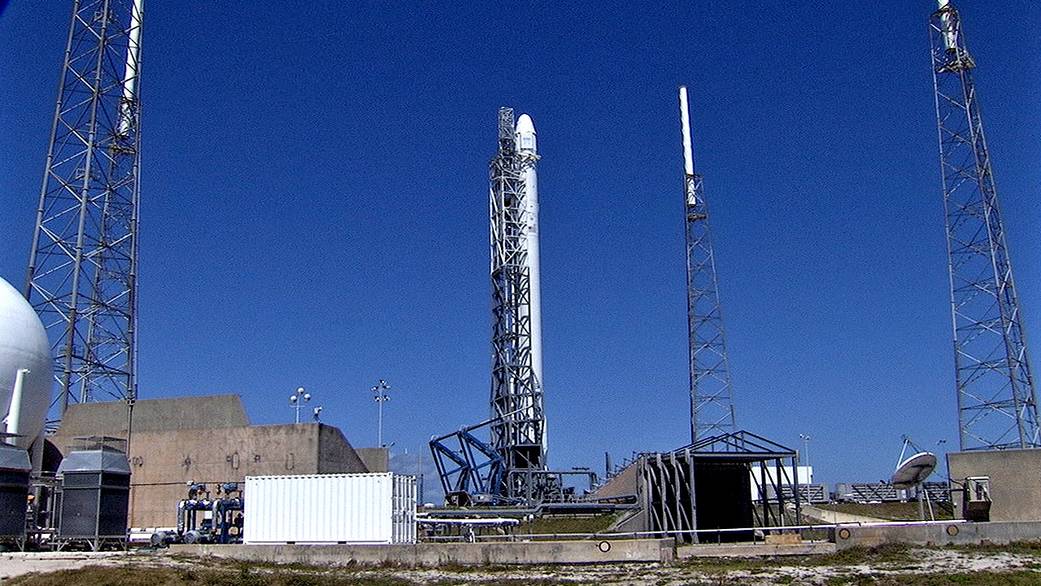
[[171, 538, 676, 566]]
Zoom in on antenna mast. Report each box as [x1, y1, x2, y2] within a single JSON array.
[[679, 86, 736, 442], [25, 0, 144, 421], [929, 1, 1040, 450]]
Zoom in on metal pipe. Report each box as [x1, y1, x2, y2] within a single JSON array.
[[6, 369, 29, 445]]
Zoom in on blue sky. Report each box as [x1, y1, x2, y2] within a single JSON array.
[[2, 1, 1040, 489]]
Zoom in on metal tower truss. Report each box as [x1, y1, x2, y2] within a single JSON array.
[[679, 87, 736, 442], [488, 107, 546, 497], [930, 3, 1040, 450], [25, 0, 143, 419]]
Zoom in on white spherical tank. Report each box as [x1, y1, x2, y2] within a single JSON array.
[[0, 277, 52, 449]]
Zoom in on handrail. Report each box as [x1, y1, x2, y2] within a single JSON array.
[[420, 519, 968, 543]]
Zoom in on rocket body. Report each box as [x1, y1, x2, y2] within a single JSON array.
[[515, 114, 545, 456]]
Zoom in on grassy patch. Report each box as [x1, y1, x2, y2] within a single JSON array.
[[6, 560, 598, 586], [518, 513, 619, 535], [6, 565, 423, 586], [816, 502, 954, 522]]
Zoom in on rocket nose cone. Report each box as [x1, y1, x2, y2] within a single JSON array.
[[516, 114, 536, 136], [515, 114, 537, 153]]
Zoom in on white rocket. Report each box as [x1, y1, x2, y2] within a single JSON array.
[[118, 0, 144, 137], [515, 114, 543, 399]]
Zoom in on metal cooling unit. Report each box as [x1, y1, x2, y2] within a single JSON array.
[[0, 442, 31, 542], [56, 439, 131, 549]]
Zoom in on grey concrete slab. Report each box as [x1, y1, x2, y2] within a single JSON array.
[[171, 538, 676, 566]]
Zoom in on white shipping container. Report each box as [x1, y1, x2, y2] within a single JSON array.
[[244, 473, 416, 544]]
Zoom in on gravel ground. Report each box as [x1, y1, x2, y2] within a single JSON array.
[[2, 545, 1040, 585]]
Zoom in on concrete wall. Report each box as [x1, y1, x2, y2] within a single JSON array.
[[52, 395, 249, 446], [833, 521, 1041, 549], [316, 426, 371, 474], [354, 448, 389, 473], [125, 423, 368, 528], [947, 449, 1041, 522], [678, 542, 836, 558], [172, 539, 675, 566], [593, 461, 638, 500], [51, 396, 374, 529]]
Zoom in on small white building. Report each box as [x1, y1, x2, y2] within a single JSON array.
[[749, 464, 814, 501]]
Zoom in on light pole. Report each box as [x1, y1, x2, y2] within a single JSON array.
[[289, 387, 311, 424], [371, 379, 391, 447], [799, 434, 812, 469]]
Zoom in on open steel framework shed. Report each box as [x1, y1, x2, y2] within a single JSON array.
[[635, 431, 801, 543]]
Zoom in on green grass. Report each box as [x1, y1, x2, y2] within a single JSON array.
[[815, 502, 955, 521], [518, 513, 619, 535]]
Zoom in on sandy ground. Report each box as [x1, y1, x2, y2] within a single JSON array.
[[0, 546, 1038, 584], [0, 551, 135, 580]]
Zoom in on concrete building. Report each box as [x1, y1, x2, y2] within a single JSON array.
[[948, 449, 1041, 522], [50, 395, 383, 529]]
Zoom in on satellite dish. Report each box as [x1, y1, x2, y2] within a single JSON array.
[[891, 451, 937, 489]]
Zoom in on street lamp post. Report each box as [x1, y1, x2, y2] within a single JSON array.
[[799, 434, 812, 469], [371, 379, 391, 447], [289, 387, 311, 424]]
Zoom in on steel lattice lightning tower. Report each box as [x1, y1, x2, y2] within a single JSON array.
[[25, 0, 144, 420], [489, 107, 545, 497], [929, 1, 1040, 450], [678, 86, 736, 443]]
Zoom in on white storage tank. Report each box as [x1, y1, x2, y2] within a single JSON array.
[[0, 277, 52, 449], [244, 473, 416, 544]]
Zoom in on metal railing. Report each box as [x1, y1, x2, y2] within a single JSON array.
[[420, 519, 968, 544]]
